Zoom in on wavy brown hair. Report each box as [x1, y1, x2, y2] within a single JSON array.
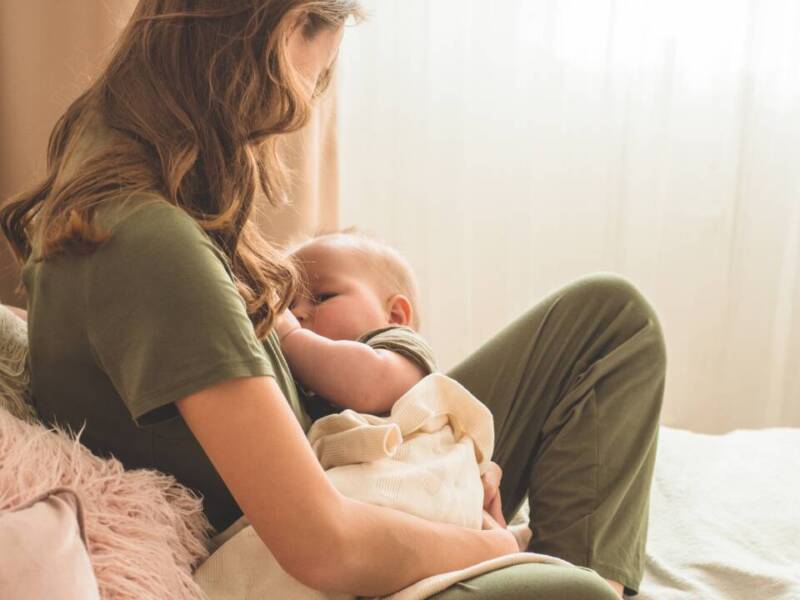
[[0, 0, 363, 338]]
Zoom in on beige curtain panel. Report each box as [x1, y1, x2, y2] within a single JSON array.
[[337, 0, 800, 433], [0, 0, 337, 306]]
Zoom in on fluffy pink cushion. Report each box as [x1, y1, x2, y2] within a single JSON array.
[[0, 488, 100, 599], [0, 405, 212, 599]]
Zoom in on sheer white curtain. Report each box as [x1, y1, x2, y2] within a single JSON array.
[[337, 0, 800, 433]]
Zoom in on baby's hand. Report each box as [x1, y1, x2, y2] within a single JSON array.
[[481, 461, 506, 527], [275, 309, 302, 343]]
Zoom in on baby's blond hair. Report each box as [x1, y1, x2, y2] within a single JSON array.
[[289, 227, 422, 330]]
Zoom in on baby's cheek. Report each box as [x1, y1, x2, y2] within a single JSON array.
[[330, 310, 364, 341], [310, 309, 342, 339]]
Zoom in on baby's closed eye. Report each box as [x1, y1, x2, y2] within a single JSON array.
[[314, 293, 337, 304]]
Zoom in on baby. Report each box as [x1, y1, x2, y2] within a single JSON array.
[[276, 228, 508, 531], [277, 228, 437, 420]]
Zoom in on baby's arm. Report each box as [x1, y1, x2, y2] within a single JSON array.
[[276, 311, 426, 414]]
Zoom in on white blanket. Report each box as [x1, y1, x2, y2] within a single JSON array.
[[194, 373, 571, 600], [307, 373, 496, 530], [195, 386, 800, 599], [638, 426, 800, 599]]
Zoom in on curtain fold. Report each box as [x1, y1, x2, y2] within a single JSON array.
[[337, 0, 800, 433]]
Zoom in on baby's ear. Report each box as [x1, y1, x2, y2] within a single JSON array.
[[386, 294, 413, 327]]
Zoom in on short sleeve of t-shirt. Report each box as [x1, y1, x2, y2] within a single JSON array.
[[357, 325, 438, 375], [87, 199, 274, 423]]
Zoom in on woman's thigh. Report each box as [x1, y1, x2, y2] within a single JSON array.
[[429, 563, 619, 600]]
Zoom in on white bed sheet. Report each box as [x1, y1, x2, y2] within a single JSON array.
[[638, 426, 800, 599]]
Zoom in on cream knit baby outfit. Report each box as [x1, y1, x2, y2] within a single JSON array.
[[194, 373, 573, 600]]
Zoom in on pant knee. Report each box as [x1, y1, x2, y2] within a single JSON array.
[[429, 564, 622, 600], [533, 565, 622, 600], [566, 273, 651, 318], [569, 567, 624, 600], [553, 273, 667, 424], [565, 273, 666, 368]]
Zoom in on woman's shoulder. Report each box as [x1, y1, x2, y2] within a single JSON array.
[[95, 195, 205, 243], [92, 194, 229, 268]]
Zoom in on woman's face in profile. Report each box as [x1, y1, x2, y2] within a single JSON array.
[[286, 21, 345, 100]]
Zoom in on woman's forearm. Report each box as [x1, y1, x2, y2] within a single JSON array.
[[281, 328, 399, 413], [319, 497, 516, 596]]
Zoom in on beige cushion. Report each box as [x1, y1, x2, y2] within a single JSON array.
[[0, 487, 100, 599]]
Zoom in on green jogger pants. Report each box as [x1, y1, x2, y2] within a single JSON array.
[[432, 273, 667, 599]]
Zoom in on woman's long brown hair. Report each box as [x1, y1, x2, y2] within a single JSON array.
[[0, 0, 363, 338]]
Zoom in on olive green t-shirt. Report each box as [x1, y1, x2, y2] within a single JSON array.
[[300, 325, 439, 421], [22, 197, 309, 532]]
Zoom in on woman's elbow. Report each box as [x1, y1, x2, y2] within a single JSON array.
[[267, 506, 356, 592], [279, 552, 337, 592], [279, 534, 357, 593]]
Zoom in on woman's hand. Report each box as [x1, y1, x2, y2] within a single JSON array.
[[481, 461, 506, 527], [481, 510, 519, 554], [275, 308, 302, 343]]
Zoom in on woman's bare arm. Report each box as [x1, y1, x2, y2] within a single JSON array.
[[176, 375, 517, 596]]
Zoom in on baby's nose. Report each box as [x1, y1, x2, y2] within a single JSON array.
[[290, 298, 313, 327]]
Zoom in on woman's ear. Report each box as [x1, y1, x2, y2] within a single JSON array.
[[286, 10, 307, 38], [386, 294, 413, 327]]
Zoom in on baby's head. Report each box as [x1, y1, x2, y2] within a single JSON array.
[[288, 229, 421, 341]]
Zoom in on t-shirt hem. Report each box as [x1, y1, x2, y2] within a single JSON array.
[[131, 357, 275, 423]]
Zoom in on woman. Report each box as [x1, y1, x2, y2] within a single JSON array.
[[1, 1, 665, 597]]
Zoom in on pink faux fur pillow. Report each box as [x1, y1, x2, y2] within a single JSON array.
[[0, 404, 212, 599]]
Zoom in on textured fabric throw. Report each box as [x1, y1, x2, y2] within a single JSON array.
[[195, 373, 573, 600], [0, 305, 34, 421]]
